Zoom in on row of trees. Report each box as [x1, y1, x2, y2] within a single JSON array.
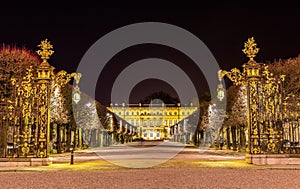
[[50, 83, 110, 153]]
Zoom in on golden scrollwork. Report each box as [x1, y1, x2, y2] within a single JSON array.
[[242, 37, 259, 62], [36, 39, 54, 63], [251, 146, 261, 154], [218, 68, 248, 86], [72, 73, 82, 85], [53, 71, 82, 88]]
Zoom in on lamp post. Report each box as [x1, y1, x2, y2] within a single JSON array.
[[107, 112, 115, 145], [217, 83, 225, 101], [217, 37, 285, 154]]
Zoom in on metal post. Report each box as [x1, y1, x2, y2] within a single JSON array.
[[70, 149, 74, 165]]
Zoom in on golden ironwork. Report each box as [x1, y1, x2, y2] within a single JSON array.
[[218, 68, 246, 86], [36, 39, 54, 63], [11, 66, 37, 157], [73, 73, 82, 85], [6, 39, 82, 158], [282, 94, 300, 153], [242, 37, 259, 62], [218, 37, 285, 154]]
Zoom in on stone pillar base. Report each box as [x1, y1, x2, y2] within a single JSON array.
[[0, 157, 52, 167], [246, 154, 300, 165]]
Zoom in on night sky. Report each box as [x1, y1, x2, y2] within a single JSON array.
[[1, 7, 300, 105]]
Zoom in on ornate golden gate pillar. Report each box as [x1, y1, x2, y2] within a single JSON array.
[[218, 37, 285, 154], [35, 39, 81, 157], [36, 39, 54, 157]]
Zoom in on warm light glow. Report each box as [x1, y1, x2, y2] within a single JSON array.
[[73, 92, 81, 104], [54, 87, 59, 96], [217, 83, 225, 101]]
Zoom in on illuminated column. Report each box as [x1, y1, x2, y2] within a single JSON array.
[[36, 39, 54, 157]]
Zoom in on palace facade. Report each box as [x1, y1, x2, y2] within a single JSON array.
[[107, 103, 198, 140]]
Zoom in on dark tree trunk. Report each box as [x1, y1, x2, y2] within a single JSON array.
[[193, 131, 198, 145], [0, 118, 6, 157], [66, 125, 71, 152], [241, 126, 246, 151], [232, 126, 237, 151], [226, 127, 230, 149], [57, 125, 62, 154]]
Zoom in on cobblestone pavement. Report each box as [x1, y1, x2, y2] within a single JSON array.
[[1, 142, 300, 189]]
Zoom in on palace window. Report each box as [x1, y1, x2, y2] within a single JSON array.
[[150, 132, 153, 138]]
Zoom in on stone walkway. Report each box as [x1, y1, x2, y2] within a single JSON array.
[[0, 142, 300, 188]]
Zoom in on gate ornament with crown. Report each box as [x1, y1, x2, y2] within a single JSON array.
[[217, 37, 285, 154], [10, 39, 81, 158]]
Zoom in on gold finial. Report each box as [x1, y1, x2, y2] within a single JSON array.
[[36, 39, 54, 63], [73, 73, 82, 85], [242, 37, 259, 62]]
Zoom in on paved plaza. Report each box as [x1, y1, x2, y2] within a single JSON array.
[[1, 142, 300, 188]]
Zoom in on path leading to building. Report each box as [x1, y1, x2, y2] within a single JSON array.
[[51, 141, 245, 164]]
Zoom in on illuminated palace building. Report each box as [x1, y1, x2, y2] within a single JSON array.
[[107, 103, 198, 141]]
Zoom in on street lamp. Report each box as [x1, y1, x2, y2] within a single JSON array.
[[217, 82, 225, 101]]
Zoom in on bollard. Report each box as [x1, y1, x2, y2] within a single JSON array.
[[70, 149, 74, 165]]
